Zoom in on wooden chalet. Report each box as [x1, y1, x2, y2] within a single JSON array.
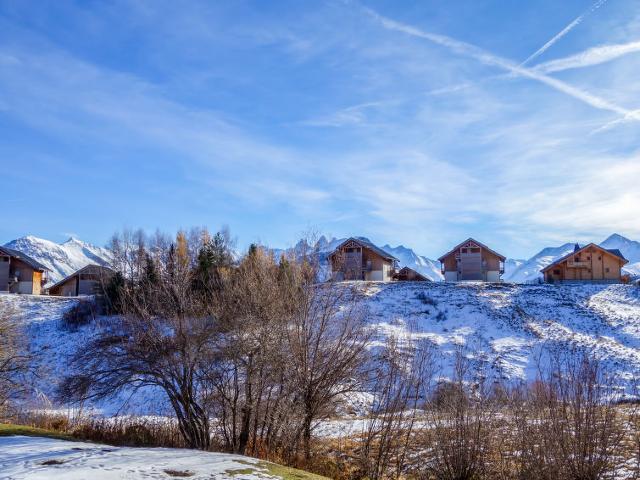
[[394, 266, 430, 282], [0, 246, 49, 294], [329, 237, 398, 281], [438, 238, 505, 282], [48, 264, 114, 296], [541, 243, 628, 283]]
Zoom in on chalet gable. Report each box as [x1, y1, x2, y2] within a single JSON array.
[[329, 237, 398, 262], [438, 237, 506, 262], [541, 243, 628, 273]]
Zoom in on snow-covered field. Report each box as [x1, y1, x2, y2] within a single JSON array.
[[3, 281, 640, 417], [353, 281, 640, 382], [0, 436, 283, 479]]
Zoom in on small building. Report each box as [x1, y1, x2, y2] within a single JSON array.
[[48, 264, 114, 296], [438, 238, 505, 282], [329, 237, 398, 281], [394, 266, 431, 282], [541, 243, 628, 283], [0, 246, 49, 294]]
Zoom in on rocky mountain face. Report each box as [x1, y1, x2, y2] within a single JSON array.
[[4, 236, 112, 285]]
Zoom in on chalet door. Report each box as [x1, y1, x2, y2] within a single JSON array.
[[32, 271, 42, 295], [460, 249, 482, 280]]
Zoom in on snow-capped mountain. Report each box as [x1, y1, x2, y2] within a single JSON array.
[[380, 243, 443, 281], [503, 243, 576, 283], [4, 236, 112, 285], [601, 233, 640, 277], [504, 233, 640, 283]]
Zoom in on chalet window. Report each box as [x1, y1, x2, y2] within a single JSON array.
[[587, 256, 591, 260], [461, 248, 468, 253], [598, 256, 602, 260], [470, 247, 480, 253], [553, 269, 561, 275], [0, 257, 8, 262], [79, 274, 92, 280], [605, 267, 610, 273]]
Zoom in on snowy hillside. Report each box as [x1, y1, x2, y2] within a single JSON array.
[[6, 281, 640, 417], [354, 281, 640, 383], [4, 236, 112, 285]]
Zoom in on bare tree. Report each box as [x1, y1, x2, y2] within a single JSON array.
[[60, 230, 219, 450], [0, 303, 29, 413], [285, 280, 371, 462]]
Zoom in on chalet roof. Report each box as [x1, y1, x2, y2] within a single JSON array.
[[438, 238, 506, 262], [329, 237, 398, 262], [397, 266, 429, 281], [48, 264, 114, 291], [0, 246, 49, 271], [540, 243, 629, 273]]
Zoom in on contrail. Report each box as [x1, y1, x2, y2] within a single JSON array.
[[534, 40, 640, 73], [521, 0, 609, 66], [363, 6, 635, 119]]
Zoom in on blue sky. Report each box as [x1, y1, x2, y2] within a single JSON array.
[[1, 0, 639, 259]]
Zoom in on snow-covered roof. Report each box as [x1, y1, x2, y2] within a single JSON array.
[[438, 237, 506, 262], [0, 245, 50, 271]]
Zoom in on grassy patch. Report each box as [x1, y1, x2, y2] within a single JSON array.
[[164, 469, 195, 477], [0, 423, 74, 441], [225, 467, 259, 476], [226, 461, 329, 480], [260, 461, 330, 480]]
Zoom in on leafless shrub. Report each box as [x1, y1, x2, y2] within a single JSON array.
[[61, 299, 96, 330], [414, 347, 496, 480], [511, 350, 626, 480], [358, 336, 435, 480]]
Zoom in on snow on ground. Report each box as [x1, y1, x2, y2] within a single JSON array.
[[0, 436, 277, 480], [1, 294, 167, 416], [348, 281, 640, 383], [4, 281, 640, 418]]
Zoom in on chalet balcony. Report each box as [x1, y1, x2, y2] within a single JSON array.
[[567, 261, 590, 268]]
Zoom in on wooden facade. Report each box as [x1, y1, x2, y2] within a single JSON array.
[[438, 238, 505, 282], [48, 264, 114, 297], [329, 238, 398, 282], [0, 246, 48, 294], [541, 243, 628, 283]]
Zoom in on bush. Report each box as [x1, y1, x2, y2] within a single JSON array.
[[416, 291, 438, 306], [61, 300, 95, 330]]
